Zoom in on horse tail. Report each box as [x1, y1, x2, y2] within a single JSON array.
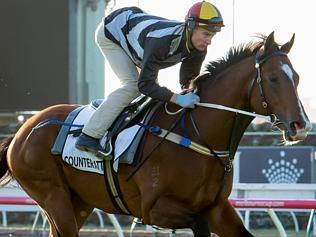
[[0, 136, 14, 186]]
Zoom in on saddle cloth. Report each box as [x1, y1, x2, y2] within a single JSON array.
[[51, 100, 149, 173]]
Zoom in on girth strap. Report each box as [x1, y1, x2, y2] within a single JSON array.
[[103, 159, 131, 215], [103, 101, 162, 215]]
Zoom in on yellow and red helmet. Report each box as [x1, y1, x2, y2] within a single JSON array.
[[185, 1, 224, 32]]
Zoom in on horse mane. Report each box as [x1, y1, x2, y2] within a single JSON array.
[[194, 35, 267, 85]]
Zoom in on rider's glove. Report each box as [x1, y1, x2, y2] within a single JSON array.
[[175, 92, 200, 108]]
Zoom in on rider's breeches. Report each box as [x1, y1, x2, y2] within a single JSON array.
[[82, 21, 140, 139]]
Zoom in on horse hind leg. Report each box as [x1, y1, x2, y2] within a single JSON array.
[[10, 159, 86, 236], [36, 189, 82, 237], [41, 209, 59, 237], [41, 194, 93, 237], [71, 194, 94, 230], [8, 134, 93, 236], [17, 186, 80, 237]]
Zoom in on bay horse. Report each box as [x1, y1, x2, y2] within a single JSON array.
[[0, 32, 311, 237]]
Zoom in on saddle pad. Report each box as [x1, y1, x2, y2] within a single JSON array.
[[61, 104, 141, 174]]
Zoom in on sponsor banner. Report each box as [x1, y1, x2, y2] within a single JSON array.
[[236, 147, 314, 183]]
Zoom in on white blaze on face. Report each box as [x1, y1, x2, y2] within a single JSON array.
[[281, 63, 294, 84], [280, 63, 311, 139]]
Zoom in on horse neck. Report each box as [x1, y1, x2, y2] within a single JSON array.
[[193, 56, 256, 150]]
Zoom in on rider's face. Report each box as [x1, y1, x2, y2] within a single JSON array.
[[191, 27, 216, 51]]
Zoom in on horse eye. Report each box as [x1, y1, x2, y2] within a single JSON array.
[[269, 76, 278, 83]]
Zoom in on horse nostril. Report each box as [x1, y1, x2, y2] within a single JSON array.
[[287, 120, 310, 141], [290, 121, 305, 133]]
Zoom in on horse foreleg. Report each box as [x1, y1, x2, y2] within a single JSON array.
[[205, 199, 254, 237], [146, 196, 210, 237]]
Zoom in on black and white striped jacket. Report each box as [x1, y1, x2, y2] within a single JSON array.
[[103, 7, 206, 101]]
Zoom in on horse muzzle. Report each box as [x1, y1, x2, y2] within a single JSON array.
[[284, 120, 312, 141]]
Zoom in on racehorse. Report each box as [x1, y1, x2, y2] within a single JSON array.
[[0, 32, 311, 237]]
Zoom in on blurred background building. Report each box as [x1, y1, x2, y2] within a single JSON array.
[[0, 0, 107, 110], [1, 0, 316, 118]]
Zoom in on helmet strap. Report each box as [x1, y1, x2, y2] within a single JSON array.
[[185, 27, 194, 53]]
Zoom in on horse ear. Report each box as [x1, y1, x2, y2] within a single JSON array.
[[280, 33, 295, 53], [264, 31, 275, 53]]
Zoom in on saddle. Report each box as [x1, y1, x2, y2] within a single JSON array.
[[47, 95, 162, 215], [51, 95, 160, 169], [98, 95, 153, 156]]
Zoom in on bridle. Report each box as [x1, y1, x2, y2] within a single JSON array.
[[128, 41, 305, 183], [160, 49, 291, 179], [165, 49, 289, 125], [248, 49, 288, 125], [160, 48, 292, 177]]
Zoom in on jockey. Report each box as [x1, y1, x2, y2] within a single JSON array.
[[76, 1, 224, 157]]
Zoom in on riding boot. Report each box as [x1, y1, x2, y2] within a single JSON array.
[[76, 133, 111, 160]]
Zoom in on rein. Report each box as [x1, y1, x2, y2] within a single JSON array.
[[165, 99, 275, 122], [165, 50, 289, 124], [196, 102, 273, 121], [127, 49, 290, 180], [163, 49, 289, 169]]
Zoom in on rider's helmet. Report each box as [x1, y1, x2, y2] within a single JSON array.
[[185, 1, 224, 32]]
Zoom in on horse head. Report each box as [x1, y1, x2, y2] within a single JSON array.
[[250, 31, 311, 142], [192, 32, 311, 145]]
